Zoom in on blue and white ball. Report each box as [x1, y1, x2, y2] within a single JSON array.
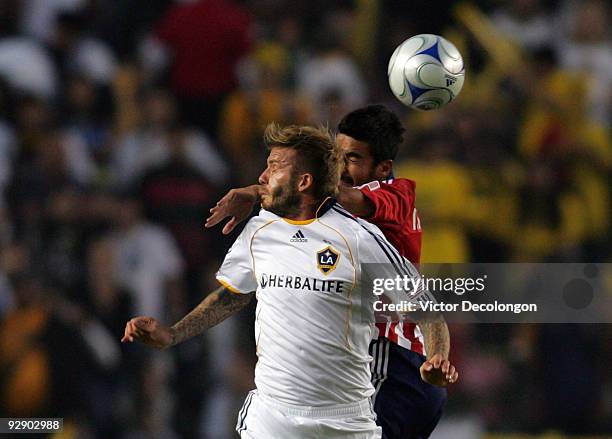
[[388, 34, 465, 110]]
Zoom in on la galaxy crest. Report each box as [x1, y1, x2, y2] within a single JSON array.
[[317, 246, 340, 275]]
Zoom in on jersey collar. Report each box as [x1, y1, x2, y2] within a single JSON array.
[[315, 197, 337, 218], [280, 197, 337, 225]]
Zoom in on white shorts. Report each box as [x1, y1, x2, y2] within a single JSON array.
[[236, 390, 382, 439]]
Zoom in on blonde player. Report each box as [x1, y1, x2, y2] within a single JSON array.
[[122, 123, 444, 438]]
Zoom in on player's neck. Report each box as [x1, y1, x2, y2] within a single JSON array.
[[283, 197, 319, 221], [378, 170, 393, 182]]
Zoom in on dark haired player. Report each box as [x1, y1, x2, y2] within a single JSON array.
[[206, 105, 457, 438]]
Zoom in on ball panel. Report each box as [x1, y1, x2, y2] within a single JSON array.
[[387, 45, 401, 76], [438, 39, 464, 74], [412, 88, 453, 111], [416, 62, 448, 88], [388, 52, 409, 99], [404, 55, 439, 89], [415, 40, 441, 63]]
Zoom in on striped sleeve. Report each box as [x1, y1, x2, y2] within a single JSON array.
[[356, 223, 433, 304], [331, 204, 433, 304]]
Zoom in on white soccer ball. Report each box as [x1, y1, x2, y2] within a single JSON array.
[[388, 34, 465, 110]]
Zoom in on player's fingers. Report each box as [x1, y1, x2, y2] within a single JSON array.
[[222, 217, 237, 235], [127, 321, 138, 340], [121, 324, 132, 342], [422, 361, 433, 371], [449, 370, 459, 383], [209, 196, 229, 210], [123, 322, 136, 342], [205, 211, 222, 227], [129, 320, 147, 339], [432, 355, 442, 368], [441, 360, 450, 374], [446, 365, 455, 380]]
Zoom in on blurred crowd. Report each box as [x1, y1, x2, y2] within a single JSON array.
[[0, 0, 610, 438]]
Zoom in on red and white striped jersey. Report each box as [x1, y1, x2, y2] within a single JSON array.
[[358, 177, 425, 355]]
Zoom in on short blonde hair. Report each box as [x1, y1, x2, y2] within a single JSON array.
[[263, 123, 342, 200]]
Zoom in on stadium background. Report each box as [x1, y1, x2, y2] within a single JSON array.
[[0, 0, 610, 438]]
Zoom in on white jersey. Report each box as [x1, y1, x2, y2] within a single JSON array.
[[216, 199, 423, 407]]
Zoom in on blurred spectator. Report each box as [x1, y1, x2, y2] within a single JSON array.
[[59, 75, 115, 189], [0, 242, 24, 317], [38, 187, 87, 296], [105, 195, 183, 439], [0, 274, 52, 417], [7, 127, 80, 250], [515, 47, 611, 259], [395, 133, 481, 263], [0, 38, 57, 98], [137, 123, 228, 293], [490, 0, 556, 51], [220, 42, 313, 184], [0, 271, 121, 436], [114, 87, 229, 187], [18, 0, 86, 44], [48, 11, 118, 85], [152, 0, 252, 139], [87, 237, 133, 339], [298, 32, 367, 125], [557, 0, 612, 126], [535, 325, 603, 433], [108, 193, 184, 320], [0, 101, 15, 209], [12, 95, 56, 174], [274, 15, 309, 88]]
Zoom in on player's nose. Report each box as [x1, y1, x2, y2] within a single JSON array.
[[258, 168, 269, 185]]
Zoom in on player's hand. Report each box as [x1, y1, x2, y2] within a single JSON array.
[[205, 185, 260, 235], [419, 353, 458, 387], [121, 316, 173, 349]]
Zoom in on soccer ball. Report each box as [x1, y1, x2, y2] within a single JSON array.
[[388, 34, 465, 110]]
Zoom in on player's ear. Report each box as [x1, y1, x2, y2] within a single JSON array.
[[297, 173, 314, 193], [374, 160, 393, 180]]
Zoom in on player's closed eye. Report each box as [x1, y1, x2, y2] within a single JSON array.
[[345, 153, 361, 163]]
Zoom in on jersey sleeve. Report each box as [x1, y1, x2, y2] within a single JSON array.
[[359, 179, 414, 226], [357, 226, 433, 304], [215, 221, 258, 294]]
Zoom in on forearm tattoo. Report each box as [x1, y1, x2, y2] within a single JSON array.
[[418, 316, 450, 359], [169, 287, 252, 346]]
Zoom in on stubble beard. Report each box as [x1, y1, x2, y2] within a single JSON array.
[[262, 175, 302, 218]]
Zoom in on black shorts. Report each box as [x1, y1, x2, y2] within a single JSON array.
[[370, 337, 447, 439]]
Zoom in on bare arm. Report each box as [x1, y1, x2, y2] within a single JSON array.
[[336, 184, 375, 217], [414, 312, 457, 386], [122, 287, 252, 349], [206, 184, 376, 234], [417, 315, 450, 360], [205, 185, 261, 234], [169, 287, 252, 346]]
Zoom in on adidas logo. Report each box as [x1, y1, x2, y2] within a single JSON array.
[[290, 230, 308, 242], [445, 75, 456, 87]]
